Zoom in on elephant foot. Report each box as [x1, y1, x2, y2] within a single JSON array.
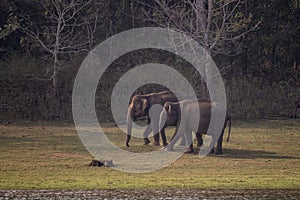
[[143, 138, 151, 145], [153, 141, 160, 146], [184, 149, 195, 154], [164, 145, 174, 151], [163, 142, 169, 147], [125, 143, 130, 147], [215, 149, 223, 154], [197, 141, 203, 147]]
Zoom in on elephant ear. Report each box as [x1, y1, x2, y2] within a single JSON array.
[[141, 98, 148, 112]]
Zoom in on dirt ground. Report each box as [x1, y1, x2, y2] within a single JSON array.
[[0, 189, 299, 199]]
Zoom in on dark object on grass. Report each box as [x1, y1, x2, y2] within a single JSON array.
[[89, 159, 114, 167]]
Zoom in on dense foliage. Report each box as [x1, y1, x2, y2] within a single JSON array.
[[0, 0, 299, 121]]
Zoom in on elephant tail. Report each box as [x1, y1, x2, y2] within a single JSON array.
[[226, 113, 231, 142]]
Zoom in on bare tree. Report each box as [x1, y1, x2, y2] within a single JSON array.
[[20, 0, 101, 95], [141, 0, 260, 56], [139, 0, 260, 97]]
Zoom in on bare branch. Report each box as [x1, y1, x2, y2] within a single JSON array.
[[18, 0, 100, 92], [140, 0, 259, 56]]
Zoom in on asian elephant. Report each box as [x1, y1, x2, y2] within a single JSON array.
[[159, 99, 231, 154], [178, 98, 211, 147], [126, 91, 179, 147]]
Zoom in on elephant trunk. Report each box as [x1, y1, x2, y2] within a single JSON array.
[[126, 107, 133, 147]]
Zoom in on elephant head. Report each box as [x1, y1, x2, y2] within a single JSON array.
[[128, 95, 148, 121], [126, 95, 149, 147], [125, 91, 181, 147], [159, 102, 179, 130]]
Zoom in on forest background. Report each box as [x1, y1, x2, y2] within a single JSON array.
[[0, 0, 299, 122]]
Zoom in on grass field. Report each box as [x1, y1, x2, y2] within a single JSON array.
[[0, 119, 299, 190]]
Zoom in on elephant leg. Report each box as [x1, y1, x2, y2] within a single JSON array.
[[215, 129, 225, 154], [209, 134, 218, 154], [153, 134, 160, 146], [142, 124, 152, 145], [171, 129, 187, 146], [196, 132, 203, 146], [166, 123, 186, 151], [160, 128, 168, 147], [150, 117, 160, 146], [125, 135, 131, 147], [184, 129, 195, 154], [178, 135, 186, 146]]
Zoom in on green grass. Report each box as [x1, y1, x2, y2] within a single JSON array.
[[0, 119, 299, 190]]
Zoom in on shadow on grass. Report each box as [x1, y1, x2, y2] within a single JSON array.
[[218, 148, 299, 159]]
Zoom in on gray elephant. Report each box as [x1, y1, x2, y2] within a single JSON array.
[[178, 98, 211, 147], [159, 99, 231, 154], [126, 91, 179, 147]]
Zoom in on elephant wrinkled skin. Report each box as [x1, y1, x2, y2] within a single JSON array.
[[159, 99, 231, 154], [126, 91, 179, 147]]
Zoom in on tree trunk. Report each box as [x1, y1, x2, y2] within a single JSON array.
[[52, 57, 59, 97], [195, 0, 212, 98], [52, 15, 62, 98]]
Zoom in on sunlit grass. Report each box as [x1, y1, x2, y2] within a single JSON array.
[[0, 119, 299, 189]]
